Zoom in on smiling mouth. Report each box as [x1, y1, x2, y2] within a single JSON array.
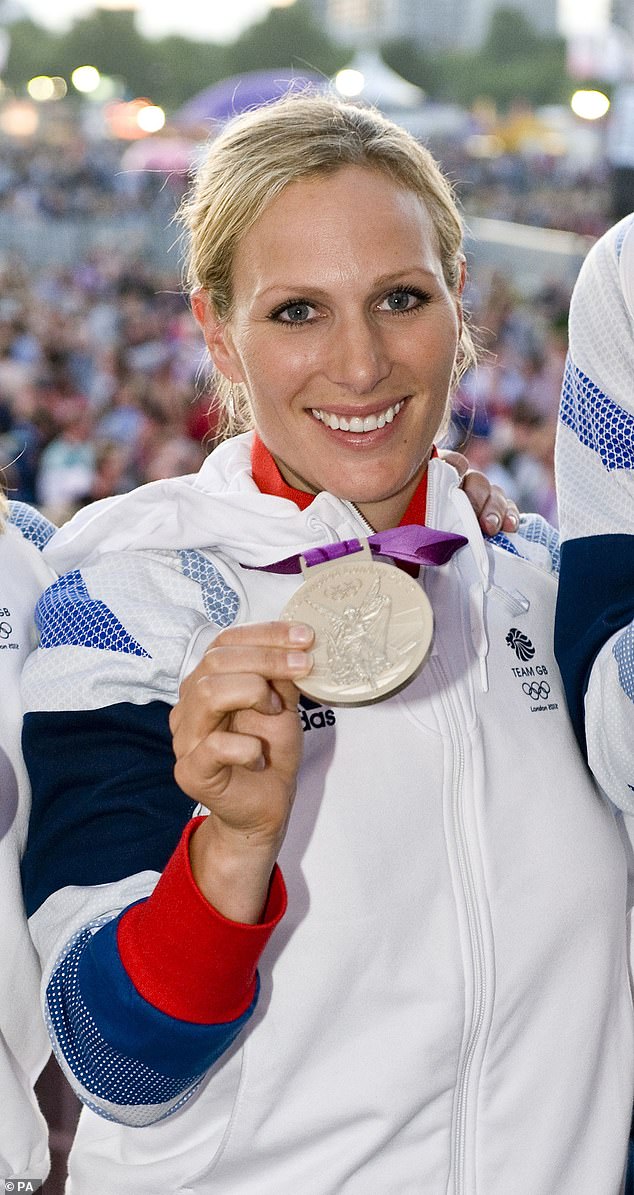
[[310, 400, 405, 433]]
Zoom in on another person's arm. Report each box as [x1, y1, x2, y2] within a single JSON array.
[[555, 214, 634, 811]]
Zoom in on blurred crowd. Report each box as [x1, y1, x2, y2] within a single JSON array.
[[450, 268, 570, 526], [0, 126, 609, 529], [0, 135, 180, 219], [0, 249, 213, 524], [456, 150, 611, 237]]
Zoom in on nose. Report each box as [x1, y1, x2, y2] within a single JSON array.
[[326, 313, 391, 395]]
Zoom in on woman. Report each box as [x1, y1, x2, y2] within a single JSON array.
[[0, 494, 54, 1181], [22, 97, 633, 1194]]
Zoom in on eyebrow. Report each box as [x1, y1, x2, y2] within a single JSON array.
[[256, 266, 442, 301]]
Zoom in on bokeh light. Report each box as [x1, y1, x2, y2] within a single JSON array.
[[570, 90, 610, 121], [136, 104, 166, 133], [0, 100, 39, 136], [71, 66, 101, 94], [334, 69, 365, 98], [27, 76, 67, 103], [104, 98, 165, 139]]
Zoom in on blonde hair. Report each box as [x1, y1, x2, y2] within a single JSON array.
[[178, 93, 476, 436], [0, 490, 8, 533]]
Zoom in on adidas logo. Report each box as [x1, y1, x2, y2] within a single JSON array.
[[298, 694, 336, 731]]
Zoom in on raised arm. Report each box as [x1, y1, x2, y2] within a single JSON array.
[[22, 548, 312, 1125]]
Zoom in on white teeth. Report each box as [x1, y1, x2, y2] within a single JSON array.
[[311, 401, 405, 433]]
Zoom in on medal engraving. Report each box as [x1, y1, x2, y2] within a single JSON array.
[[281, 545, 433, 706]]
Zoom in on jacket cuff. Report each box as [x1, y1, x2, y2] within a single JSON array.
[[117, 817, 287, 1023]]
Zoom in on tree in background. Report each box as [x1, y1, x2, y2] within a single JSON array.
[[0, 3, 586, 115], [384, 8, 569, 110], [221, 1, 345, 80]]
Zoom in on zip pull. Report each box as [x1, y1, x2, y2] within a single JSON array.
[[491, 585, 531, 616], [469, 581, 489, 693]]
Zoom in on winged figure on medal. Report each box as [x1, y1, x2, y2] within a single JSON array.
[[305, 576, 391, 691]]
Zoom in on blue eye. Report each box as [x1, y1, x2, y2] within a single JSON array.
[[283, 303, 311, 322], [379, 288, 430, 314], [271, 300, 315, 324]]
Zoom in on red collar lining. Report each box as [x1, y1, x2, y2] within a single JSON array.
[[250, 433, 432, 526]]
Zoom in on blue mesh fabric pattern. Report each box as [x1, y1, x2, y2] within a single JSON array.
[[8, 500, 56, 549], [487, 531, 520, 557], [515, 515, 560, 576], [46, 929, 203, 1111], [614, 625, 634, 704], [35, 570, 151, 656], [559, 358, 634, 472], [179, 550, 239, 628]]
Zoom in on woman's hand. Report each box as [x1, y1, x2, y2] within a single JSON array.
[[169, 620, 314, 922], [441, 449, 520, 536]]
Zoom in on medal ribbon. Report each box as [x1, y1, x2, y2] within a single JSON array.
[[249, 525, 468, 574]]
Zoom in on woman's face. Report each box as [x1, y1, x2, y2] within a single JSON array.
[[194, 164, 463, 530]]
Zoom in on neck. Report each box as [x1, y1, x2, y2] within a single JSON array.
[[352, 468, 429, 532], [250, 434, 431, 529]]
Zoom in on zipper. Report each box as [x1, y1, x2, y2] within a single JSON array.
[[432, 656, 489, 1195], [342, 499, 375, 536]]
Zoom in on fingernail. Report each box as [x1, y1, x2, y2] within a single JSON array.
[[485, 513, 500, 532], [288, 622, 313, 645], [507, 512, 519, 529], [270, 690, 283, 713], [252, 754, 266, 771], [288, 651, 313, 672]]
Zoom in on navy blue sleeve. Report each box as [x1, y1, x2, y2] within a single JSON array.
[[21, 700, 196, 917], [554, 534, 634, 755]]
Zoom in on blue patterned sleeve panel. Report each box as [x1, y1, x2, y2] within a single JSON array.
[[21, 548, 240, 714], [487, 514, 560, 576], [46, 914, 255, 1126], [8, 500, 56, 550]]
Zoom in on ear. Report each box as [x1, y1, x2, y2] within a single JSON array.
[[455, 255, 467, 336], [457, 255, 467, 297], [190, 289, 245, 384]]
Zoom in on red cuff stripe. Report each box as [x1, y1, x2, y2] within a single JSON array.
[[117, 818, 287, 1024]]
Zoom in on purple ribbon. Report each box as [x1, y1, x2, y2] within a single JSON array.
[[250, 524, 468, 574]]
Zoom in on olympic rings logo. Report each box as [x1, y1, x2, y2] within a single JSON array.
[[522, 681, 550, 701]]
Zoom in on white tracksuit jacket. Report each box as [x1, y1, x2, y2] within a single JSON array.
[[555, 212, 634, 820], [21, 438, 634, 1194], [0, 508, 54, 1181]]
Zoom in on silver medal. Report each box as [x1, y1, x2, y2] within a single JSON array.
[[281, 541, 433, 706]]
